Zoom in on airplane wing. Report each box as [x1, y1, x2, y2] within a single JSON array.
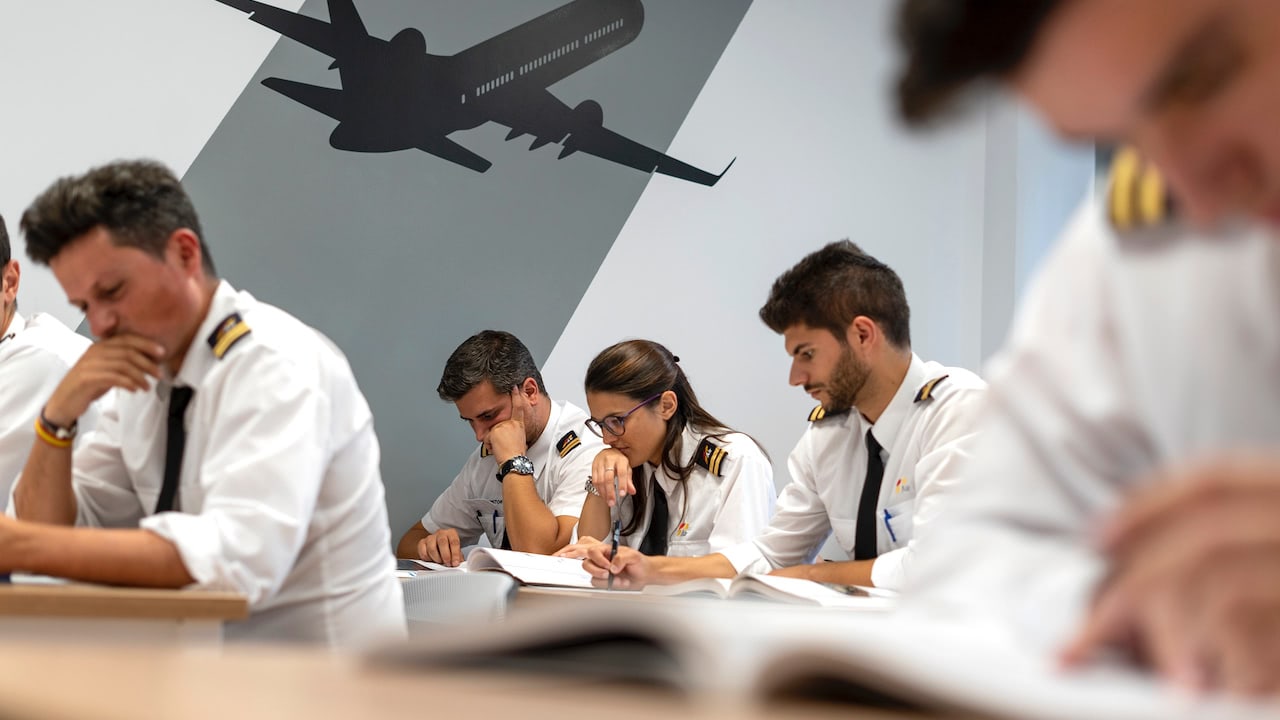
[[491, 90, 732, 187], [261, 77, 343, 119], [214, 0, 341, 58], [416, 137, 494, 174]]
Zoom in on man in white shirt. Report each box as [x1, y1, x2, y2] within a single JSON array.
[[0, 216, 96, 495], [584, 241, 986, 590], [896, 0, 1280, 694], [396, 330, 600, 564], [9, 159, 404, 648]]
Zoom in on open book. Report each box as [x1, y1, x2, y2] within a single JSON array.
[[370, 597, 1275, 719], [642, 575, 896, 610], [465, 547, 597, 588], [397, 548, 600, 587]]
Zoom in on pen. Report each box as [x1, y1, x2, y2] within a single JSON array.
[[607, 471, 622, 590], [883, 508, 897, 542]]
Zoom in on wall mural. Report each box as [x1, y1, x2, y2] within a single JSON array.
[[214, 0, 732, 185]]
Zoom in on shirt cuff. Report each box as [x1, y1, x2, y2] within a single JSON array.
[[869, 546, 907, 591], [719, 540, 773, 575], [140, 512, 235, 594]]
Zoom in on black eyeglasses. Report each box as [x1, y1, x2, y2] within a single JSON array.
[[585, 393, 663, 438]]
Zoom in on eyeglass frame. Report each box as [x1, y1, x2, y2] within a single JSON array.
[[585, 392, 664, 438]]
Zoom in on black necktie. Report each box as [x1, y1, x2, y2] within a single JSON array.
[[639, 476, 669, 556], [853, 429, 885, 561], [155, 386, 194, 514]]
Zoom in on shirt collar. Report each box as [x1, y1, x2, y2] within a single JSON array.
[[526, 398, 564, 473], [867, 353, 928, 451], [0, 311, 25, 345], [173, 280, 241, 390]]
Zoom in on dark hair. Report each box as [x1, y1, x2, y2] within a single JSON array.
[[437, 330, 548, 402], [585, 339, 748, 536], [896, 0, 1063, 126], [760, 240, 911, 349], [0, 213, 9, 266], [20, 159, 217, 276]]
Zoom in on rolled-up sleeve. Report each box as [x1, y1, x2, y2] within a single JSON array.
[[142, 356, 326, 604], [721, 439, 829, 575]]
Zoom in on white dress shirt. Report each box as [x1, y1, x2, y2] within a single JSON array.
[[421, 399, 600, 548], [0, 312, 95, 498], [69, 281, 405, 648], [911, 198, 1280, 648], [612, 425, 776, 558], [721, 354, 986, 591]]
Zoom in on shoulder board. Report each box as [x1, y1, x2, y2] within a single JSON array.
[[1107, 146, 1176, 232], [479, 442, 490, 458], [556, 430, 582, 458], [807, 404, 850, 422], [206, 312, 251, 360], [693, 438, 728, 477], [914, 374, 949, 403]]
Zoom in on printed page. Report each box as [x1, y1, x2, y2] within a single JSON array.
[[467, 547, 595, 588]]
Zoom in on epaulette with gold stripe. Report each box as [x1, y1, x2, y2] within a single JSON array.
[[807, 404, 849, 422], [556, 430, 582, 458], [914, 375, 949, 403], [693, 438, 728, 477], [479, 442, 491, 458], [1107, 146, 1176, 232], [207, 312, 251, 360]]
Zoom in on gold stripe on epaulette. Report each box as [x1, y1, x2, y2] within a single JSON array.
[[708, 445, 727, 476], [559, 436, 580, 458], [914, 374, 949, 403], [1108, 147, 1172, 231], [212, 321, 251, 359], [808, 405, 826, 422], [480, 442, 490, 458]]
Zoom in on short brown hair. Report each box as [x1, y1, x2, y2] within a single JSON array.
[[760, 240, 911, 349], [437, 330, 548, 402], [896, 0, 1063, 126], [21, 159, 216, 275]]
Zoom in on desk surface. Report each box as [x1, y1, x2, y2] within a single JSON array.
[[0, 582, 248, 620], [0, 642, 964, 720]]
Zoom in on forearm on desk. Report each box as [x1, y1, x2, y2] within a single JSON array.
[[772, 558, 876, 587], [648, 553, 737, 584], [1, 522, 193, 587], [396, 522, 430, 559]]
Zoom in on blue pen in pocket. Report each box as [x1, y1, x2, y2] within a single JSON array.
[[883, 508, 897, 543]]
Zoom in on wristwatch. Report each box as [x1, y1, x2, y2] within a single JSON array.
[[496, 455, 535, 482], [39, 409, 78, 442]]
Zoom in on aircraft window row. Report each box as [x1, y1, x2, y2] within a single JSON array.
[[585, 19, 624, 43], [515, 39, 582, 78], [475, 70, 515, 97]]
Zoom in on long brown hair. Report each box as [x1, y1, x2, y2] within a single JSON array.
[[585, 339, 737, 535]]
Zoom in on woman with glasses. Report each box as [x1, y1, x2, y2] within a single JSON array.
[[564, 339, 776, 559]]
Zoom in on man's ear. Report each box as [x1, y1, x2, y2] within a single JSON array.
[[657, 390, 679, 421], [168, 229, 204, 276], [1, 260, 20, 303], [520, 377, 540, 404], [846, 315, 877, 349]]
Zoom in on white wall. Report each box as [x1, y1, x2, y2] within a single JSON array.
[[0, 0, 303, 323], [542, 0, 1094, 496]]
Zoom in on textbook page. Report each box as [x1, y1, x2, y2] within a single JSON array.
[[371, 597, 1280, 720], [466, 547, 595, 588]]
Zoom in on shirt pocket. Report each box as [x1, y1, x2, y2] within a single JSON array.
[[882, 498, 915, 546], [828, 517, 858, 558], [666, 539, 711, 558], [464, 497, 505, 547]]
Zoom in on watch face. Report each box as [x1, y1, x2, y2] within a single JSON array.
[[512, 456, 534, 475]]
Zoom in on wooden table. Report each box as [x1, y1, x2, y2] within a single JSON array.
[[0, 641, 966, 720], [0, 581, 247, 645]]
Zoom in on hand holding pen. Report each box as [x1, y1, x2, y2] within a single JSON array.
[[607, 471, 622, 590]]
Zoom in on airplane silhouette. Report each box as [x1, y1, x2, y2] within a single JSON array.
[[214, 0, 733, 185]]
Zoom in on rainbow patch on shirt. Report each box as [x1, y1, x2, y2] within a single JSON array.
[[893, 477, 911, 494], [674, 522, 691, 537]]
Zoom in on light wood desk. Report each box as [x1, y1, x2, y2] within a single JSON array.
[[0, 641, 964, 720], [0, 581, 247, 645]]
